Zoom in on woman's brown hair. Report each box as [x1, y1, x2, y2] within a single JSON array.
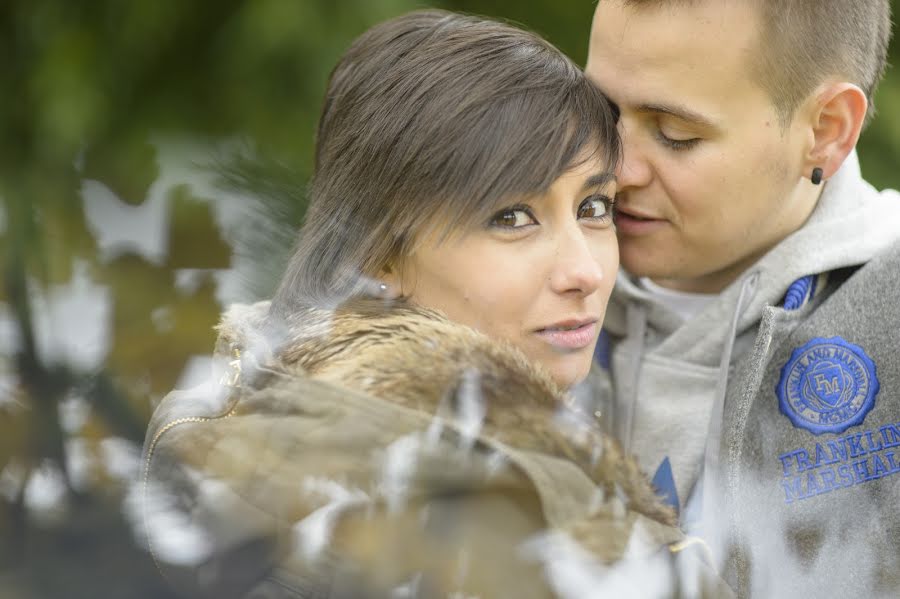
[[271, 9, 620, 316]]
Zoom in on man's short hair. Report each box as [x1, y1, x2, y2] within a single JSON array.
[[618, 0, 893, 128]]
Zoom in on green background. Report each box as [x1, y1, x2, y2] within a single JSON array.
[[0, 2, 897, 596], [4, 0, 897, 194]]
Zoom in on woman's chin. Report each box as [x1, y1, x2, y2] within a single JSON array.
[[544, 352, 594, 390]]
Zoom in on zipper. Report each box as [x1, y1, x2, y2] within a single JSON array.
[[142, 407, 238, 578], [142, 345, 243, 579]]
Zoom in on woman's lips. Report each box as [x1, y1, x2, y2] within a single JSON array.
[[535, 321, 598, 350], [614, 210, 667, 235]]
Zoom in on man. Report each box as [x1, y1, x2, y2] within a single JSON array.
[[586, 1, 900, 596]]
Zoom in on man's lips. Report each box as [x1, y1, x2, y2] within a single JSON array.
[[614, 207, 667, 235], [534, 320, 598, 350]]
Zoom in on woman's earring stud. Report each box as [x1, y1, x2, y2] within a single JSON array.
[[811, 167, 823, 185], [378, 283, 388, 293]]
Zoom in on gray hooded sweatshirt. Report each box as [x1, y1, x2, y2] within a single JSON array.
[[598, 151, 900, 597]]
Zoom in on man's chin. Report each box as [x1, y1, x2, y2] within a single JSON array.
[[618, 241, 676, 276]]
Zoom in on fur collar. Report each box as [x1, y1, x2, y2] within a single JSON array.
[[214, 298, 675, 527]]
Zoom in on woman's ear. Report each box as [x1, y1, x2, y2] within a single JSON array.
[[377, 262, 404, 299], [804, 82, 868, 182]]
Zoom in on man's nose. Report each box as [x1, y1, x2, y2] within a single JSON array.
[[616, 119, 652, 190], [548, 232, 606, 296]]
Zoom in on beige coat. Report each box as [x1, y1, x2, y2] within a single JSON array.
[[142, 300, 729, 598]]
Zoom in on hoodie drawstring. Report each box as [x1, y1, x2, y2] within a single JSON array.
[[619, 300, 648, 453], [698, 271, 759, 545]]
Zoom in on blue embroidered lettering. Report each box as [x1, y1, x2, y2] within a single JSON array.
[[780, 446, 900, 503], [795, 448, 812, 472], [812, 372, 840, 395], [778, 451, 799, 477], [813, 443, 838, 468], [871, 454, 889, 478], [864, 430, 883, 452], [837, 464, 854, 486], [845, 434, 867, 459], [880, 424, 900, 449], [777, 337, 879, 435], [805, 471, 823, 497], [827, 439, 848, 462], [852, 458, 872, 483], [783, 477, 806, 503], [818, 468, 839, 492]]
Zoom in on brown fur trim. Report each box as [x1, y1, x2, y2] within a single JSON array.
[[217, 298, 676, 527]]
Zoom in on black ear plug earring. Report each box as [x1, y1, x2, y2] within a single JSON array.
[[811, 167, 823, 185]]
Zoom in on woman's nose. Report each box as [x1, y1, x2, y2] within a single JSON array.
[[548, 233, 606, 296]]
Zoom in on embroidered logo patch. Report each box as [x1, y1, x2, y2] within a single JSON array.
[[777, 337, 879, 435]]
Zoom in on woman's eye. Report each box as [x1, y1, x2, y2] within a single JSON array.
[[578, 195, 614, 221], [656, 129, 700, 151], [489, 207, 537, 229]]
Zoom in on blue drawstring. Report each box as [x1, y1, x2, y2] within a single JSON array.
[[593, 329, 612, 370], [782, 275, 817, 310]]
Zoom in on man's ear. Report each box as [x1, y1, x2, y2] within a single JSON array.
[[804, 82, 868, 181]]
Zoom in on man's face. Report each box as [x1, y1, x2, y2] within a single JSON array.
[[586, 1, 818, 293]]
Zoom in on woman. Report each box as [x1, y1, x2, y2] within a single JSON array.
[[270, 7, 620, 391], [143, 10, 724, 599]]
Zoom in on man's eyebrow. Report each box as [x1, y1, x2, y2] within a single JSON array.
[[582, 172, 616, 191], [637, 102, 717, 128]]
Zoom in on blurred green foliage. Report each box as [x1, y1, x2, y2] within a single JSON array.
[[0, 2, 897, 596], [2, 0, 897, 195]]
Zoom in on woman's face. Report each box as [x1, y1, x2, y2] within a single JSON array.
[[389, 154, 618, 389]]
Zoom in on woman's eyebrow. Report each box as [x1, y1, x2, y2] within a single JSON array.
[[582, 172, 616, 191]]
